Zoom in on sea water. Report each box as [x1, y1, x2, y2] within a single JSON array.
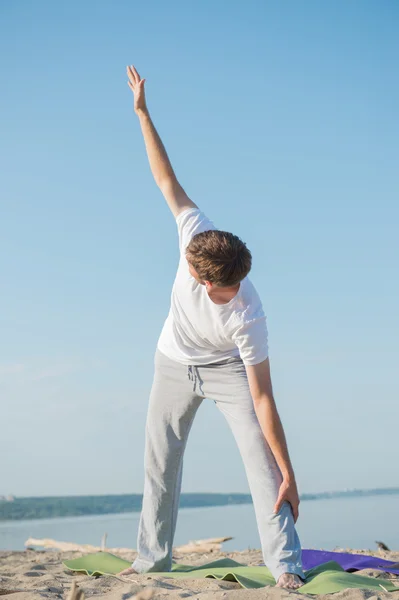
[[1, 494, 398, 552]]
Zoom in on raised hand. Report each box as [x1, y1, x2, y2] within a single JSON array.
[[127, 64, 147, 114]]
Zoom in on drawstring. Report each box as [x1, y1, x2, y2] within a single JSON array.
[[187, 365, 204, 395], [187, 365, 194, 388]]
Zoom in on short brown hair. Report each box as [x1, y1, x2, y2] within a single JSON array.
[[185, 230, 252, 287]]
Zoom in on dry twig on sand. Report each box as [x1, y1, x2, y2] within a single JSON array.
[[66, 581, 85, 600]]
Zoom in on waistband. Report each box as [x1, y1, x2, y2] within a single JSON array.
[[186, 355, 242, 394], [156, 349, 243, 395]]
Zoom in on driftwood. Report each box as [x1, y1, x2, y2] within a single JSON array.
[[25, 538, 122, 553], [24, 535, 233, 554], [174, 536, 233, 554]]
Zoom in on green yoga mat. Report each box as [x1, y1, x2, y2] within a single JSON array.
[[63, 553, 398, 595]]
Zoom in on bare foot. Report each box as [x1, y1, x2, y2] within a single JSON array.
[[276, 573, 303, 589], [117, 567, 138, 576]]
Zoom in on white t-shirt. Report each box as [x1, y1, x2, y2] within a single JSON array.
[[157, 208, 269, 366]]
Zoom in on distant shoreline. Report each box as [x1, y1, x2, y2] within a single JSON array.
[[1, 487, 398, 522]]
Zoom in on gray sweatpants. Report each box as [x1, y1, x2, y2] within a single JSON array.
[[132, 349, 304, 582]]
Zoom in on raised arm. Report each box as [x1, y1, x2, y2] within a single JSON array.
[[127, 65, 197, 218]]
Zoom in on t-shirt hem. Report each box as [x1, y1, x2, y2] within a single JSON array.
[[157, 341, 242, 367], [241, 353, 269, 367]]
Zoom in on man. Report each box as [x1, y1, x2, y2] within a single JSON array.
[[119, 65, 305, 590]]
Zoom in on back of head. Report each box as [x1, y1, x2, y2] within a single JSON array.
[[185, 230, 252, 287]]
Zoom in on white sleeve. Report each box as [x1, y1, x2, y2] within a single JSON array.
[[176, 208, 216, 254], [232, 314, 269, 366]]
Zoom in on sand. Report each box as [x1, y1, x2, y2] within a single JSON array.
[[1, 546, 399, 600]]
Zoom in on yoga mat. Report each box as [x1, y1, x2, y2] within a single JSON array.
[[63, 553, 398, 595], [302, 549, 399, 575]]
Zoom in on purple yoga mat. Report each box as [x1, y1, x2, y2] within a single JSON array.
[[302, 549, 399, 575]]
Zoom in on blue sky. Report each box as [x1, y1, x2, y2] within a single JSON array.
[[1, 0, 398, 498]]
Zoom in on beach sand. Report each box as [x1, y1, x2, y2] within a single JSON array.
[[1, 547, 398, 600]]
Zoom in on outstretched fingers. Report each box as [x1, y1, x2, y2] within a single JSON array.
[[127, 64, 142, 84], [127, 65, 137, 86], [131, 64, 141, 81], [127, 64, 146, 94]]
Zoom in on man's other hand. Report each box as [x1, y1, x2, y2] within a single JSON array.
[[274, 477, 300, 523]]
